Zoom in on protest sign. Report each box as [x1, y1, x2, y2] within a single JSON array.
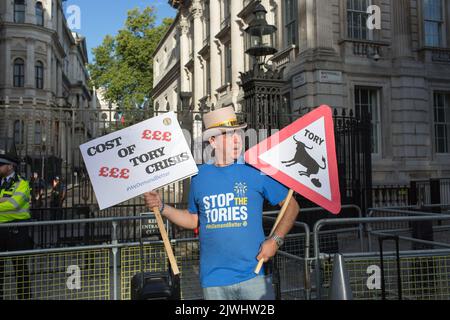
[[80, 112, 198, 210]]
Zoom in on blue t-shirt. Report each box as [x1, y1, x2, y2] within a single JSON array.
[[188, 163, 288, 288]]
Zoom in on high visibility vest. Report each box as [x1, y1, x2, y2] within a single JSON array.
[[0, 174, 31, 223]]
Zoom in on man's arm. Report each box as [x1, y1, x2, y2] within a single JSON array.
[[257, 196, 300, 263], [144, 191, 198, 230]]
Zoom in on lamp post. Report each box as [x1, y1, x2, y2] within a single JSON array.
[[241, 2, 284, 132]]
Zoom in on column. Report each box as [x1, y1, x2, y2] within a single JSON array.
[[4, 39, 11, 87], [315, 0, 333, 49], [26, 38, 35, 88], [392, 0, 412, 58], [209, 0, 221, 106], [25, 0, 35, 24], [306, 0, 316, 49], [230, 0, 244, 106], [45, 44, 52, 91], [178, 13, 190, 93], [191, 0, 203, 111]]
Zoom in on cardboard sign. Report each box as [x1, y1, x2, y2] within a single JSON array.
[[245, 105, 341, 214], [80, 112, 198, 210]]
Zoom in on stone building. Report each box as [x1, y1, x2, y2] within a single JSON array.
[[0, 0, 96, 178], [153, 0, 450, 185]]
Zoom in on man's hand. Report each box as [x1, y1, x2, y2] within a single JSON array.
[[256, 238, 279, 263], [144, 191, 163, 212]]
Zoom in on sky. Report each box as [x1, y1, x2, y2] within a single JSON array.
[[63, 0, 176, 62]]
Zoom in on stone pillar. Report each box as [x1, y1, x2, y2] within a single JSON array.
[[230, 0, 243, 107], [315, 0, 333, 49], [25, 0, 35, 24], [4, 39, 11, 87], [306, 0, 316, 49], [26, 38, 35, 88], [209, 0, 221, 106], [392, 0, 412, 58], [178, 13, 190, 93], [191, 0, 203, 111], [45, 44, 52, 91]]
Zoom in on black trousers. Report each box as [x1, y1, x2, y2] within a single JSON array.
[[0, 221, 33, 300]]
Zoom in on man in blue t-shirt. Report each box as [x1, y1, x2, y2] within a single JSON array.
[[145, 107, 300, 300]]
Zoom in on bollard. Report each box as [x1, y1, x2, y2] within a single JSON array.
[[329, 253, 353, 300]]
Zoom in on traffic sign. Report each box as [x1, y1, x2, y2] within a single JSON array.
[[245, 105, 341, 214]]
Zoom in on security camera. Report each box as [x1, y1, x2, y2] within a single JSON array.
[[372, 53, 380, 61]]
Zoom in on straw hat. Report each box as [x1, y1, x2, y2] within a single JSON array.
[[202, 106, 247, 141]]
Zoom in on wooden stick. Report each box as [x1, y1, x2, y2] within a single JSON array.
[[254, 189, 294, 274], [153, 207, 180, 275]]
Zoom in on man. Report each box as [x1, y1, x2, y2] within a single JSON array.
[[50, 176, 66, 220], [30, 172, 46, 210], [0, 150, 32, 300], [145, 107, 300, 300]]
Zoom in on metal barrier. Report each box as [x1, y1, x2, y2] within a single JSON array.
[[313, 214, 450, 300], [0, 215, 309, 300]]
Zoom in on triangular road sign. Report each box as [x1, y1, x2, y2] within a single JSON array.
[[245, 105, 341, 214]]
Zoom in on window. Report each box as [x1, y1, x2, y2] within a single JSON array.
[[284, 0, 298, 46], [224, 42, 232, 85], [347, 0, 372, 40], [14, 58, 25, 88], [204, 1, 210, 43], [36, 2, 44, 26], [355, 87, 380, 154], [434, 92, 450, 153], [221, 0, 230, 29], [34, 121, 42, 145], [36, 61, 44, 89], [14, 120, 25, 145], [423, 0, 444, 47], [14, 0, 26, 23], [204, 59, 211, 96]]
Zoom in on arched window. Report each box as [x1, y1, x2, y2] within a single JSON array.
[[14, 58, 25, 87], [35, 61, 44, 89], [36, 2, 44, 26], [14, 0, 26, 23], [14, 120, 25, 145], [34, 121, 42, 145]]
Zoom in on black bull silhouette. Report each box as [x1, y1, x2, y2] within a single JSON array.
[[282, 136, 327, 188]]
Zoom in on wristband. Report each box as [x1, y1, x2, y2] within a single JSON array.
[[159, 201, 165, 214]]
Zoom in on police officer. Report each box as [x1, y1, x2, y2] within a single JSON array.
[[0, 151, 32, 300]]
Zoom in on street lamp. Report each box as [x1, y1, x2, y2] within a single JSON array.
[[241, 2, 283, 131], [244, 2, 277, 68]]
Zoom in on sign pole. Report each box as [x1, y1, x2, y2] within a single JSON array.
[[254, 189, 295, 274], [153, 207, 180, 275]]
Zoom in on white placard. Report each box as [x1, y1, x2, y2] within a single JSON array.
[[80, 112, 198, 210]]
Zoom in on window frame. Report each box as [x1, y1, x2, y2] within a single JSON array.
[[13, 58, 25, 88], [35, 61, 44, 89], [14, 0, 26, 24], [36, 1, 44, 26], [284, 0, 298, 47], [354, 86, 381, 155], [14, 120, 25, 146], [34, 121, 42, 145], [433, 91, 450, 154], [224, 42, 232, 85], [423, 0, 445, 47], [347, 0, 373, 41]]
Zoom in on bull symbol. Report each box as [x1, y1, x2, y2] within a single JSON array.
[[282, 136, 327, 188]]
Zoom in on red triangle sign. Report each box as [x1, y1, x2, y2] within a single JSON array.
[[245, 105, 341, 214]]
